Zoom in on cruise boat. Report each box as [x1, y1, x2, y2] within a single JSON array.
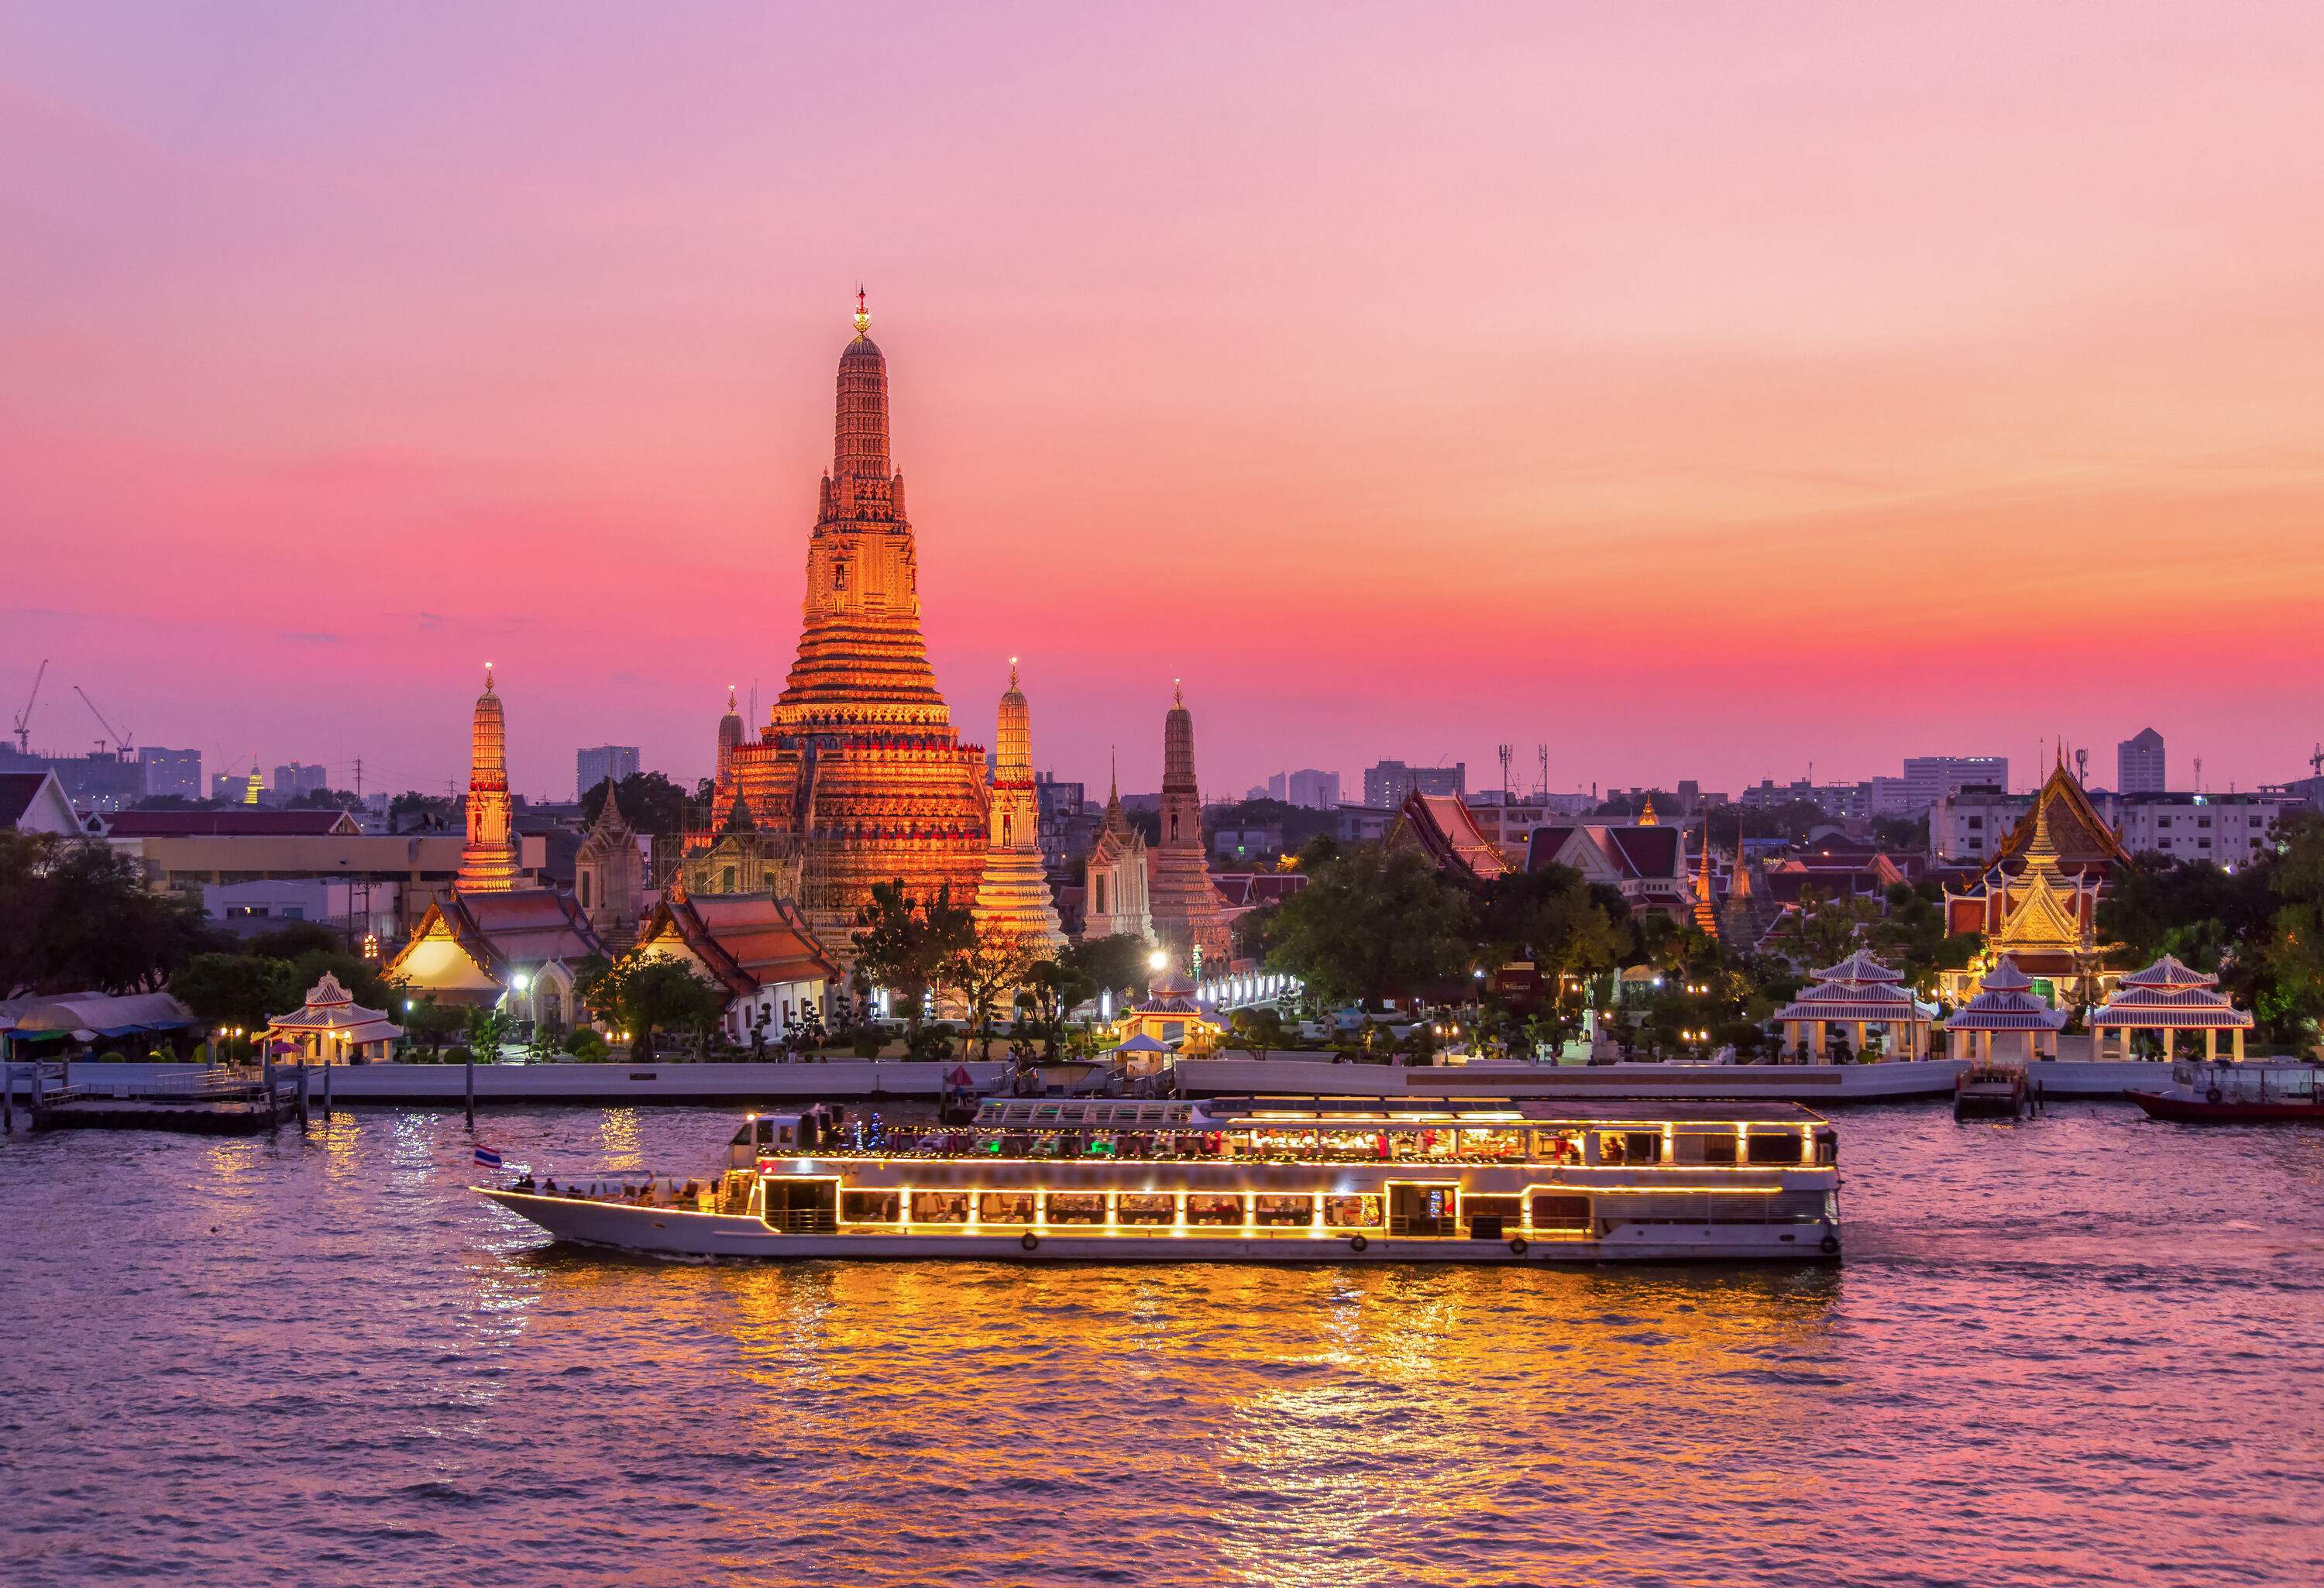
[[2128, 1059, 2324, 1123], [476, 1098, 1843, 1263]]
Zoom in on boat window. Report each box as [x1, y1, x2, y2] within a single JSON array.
[[1530, 1193, 1590, 1231], [1187, 1194, 1245, 1227], [1117, 1194, 1175, 1225], [1530, 1129, 1583, 1164], [1621, 1131, 1662, 1164], [979, 1191, 1035, 1225], [1047, 1193, 1106, 1225], [1463, 1194, 1521, 1234], [1747, 1133, 1805, 1165], [1323, 1194, 1380, 1229], [841, 1190, 899, 1223], [909, 1191, 971, 1224], [1697, 1132, 1740, 1167], [1253, 1194, 1314, 1228]]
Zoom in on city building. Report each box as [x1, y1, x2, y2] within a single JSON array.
[[1034, 772, 1095, 878], [456, 666, 522, 892], [1081, 761, 1153, 944], [1146, 684, 1232, 971], [273, 762, 328, 799], [0, 770, 83, 836], [2114, 792, 2299, 867], [971, 662, 1067, 958], [2116, 729, 2165, 796], [1266, 768, 1341, 810], [1363, 760, 1464, 809], [137, 747, 201, 801], [43, 750, 143, 813], [708, 296, 988, 962], [1465, 793, 1564, 866], [634, 889, 837, 1046], [1211, 823, 1284, 863], [1333, 803, 1396, 844], [576, 744, 641, 802], [201, 878, 401, 944], [1903, 755, 2009, 812]]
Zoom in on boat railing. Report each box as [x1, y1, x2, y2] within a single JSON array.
[[763, 1208, 837, 1234]]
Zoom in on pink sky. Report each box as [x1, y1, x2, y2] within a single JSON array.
[[5, 2, 2323, 803]]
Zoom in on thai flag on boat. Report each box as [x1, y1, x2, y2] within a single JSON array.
[[473, 1145, 504, 1169]]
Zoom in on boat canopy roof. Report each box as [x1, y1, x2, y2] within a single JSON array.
[[971, 1097, 1826, 1131]]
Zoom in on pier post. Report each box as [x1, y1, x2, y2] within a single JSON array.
[[322, 1060, 332, 1122], [3, 1063, 12, 1134], [263, 1055, 276, 1129], [465, 1050, 475, 1128], [296, 1064, 310, 1133]]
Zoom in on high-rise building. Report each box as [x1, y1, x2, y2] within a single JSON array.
[[457, 665, 521, 892], [2117, 728, 2165, 795], [1363, 759, 1463, 809], [1267, 768, 1340, 810], [138, 746, 201, 801], [273, 762, 328, 797], [707, 295, 988, 960], [1902, 755, 2009, 812], [576, 744, 641, 801]]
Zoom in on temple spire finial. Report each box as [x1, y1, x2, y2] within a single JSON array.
[[483, 661, 493, 693], [1173, 677, 1183, 708], [727, 683, 737, 712], [1009, 655, 1019, 689], [854, 285, 870, 337]]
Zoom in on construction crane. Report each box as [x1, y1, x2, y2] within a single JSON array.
[[12, 658, 46, 754], [74, 686, 132, 754]]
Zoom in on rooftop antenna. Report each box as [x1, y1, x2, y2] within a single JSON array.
[[1537, 744, 1549, 799], [1497, 744, 1514, 800], [2075, 746, 2088, 784], [2194, 755, 2202, 794]]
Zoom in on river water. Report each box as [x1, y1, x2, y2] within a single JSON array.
[[2, 1102, 2319, 1587]]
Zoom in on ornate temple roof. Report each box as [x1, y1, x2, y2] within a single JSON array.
[[645, 891, 837, 996], [1990, 758, 2132, 872], [1778, 950, 1934, 1024], [2090, 954, 2251, 1029], [264, 971, 403, 1044], [396, 889, 607, 988], [1391, 790, 1511, 882], [1942, 956, 2068, 1032]]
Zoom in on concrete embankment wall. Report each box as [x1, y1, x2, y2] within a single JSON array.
[[1175, 1056, 2168, 1102], [67, 1060, 1009, 1106]]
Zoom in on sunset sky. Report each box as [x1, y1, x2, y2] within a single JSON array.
[[6, 2, 2323, 803]]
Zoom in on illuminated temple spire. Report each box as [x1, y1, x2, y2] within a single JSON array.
[[772, 291, 950, 732], [973, 658, 1066, 956], [457, 663, 521, 892], [1147, 680, 1230, 969]]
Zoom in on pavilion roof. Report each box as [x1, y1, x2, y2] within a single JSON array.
[[1943, 957, 2066, 1031], [2090, 985, 2252, 1029], [1810, 950, 1906, 986], [2117, 954, 2217, 990]]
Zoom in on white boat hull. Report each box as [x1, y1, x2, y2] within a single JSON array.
[[480, 1190, 1838, 1264]]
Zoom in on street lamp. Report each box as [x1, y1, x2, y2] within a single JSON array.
[[1147, 949, 1168, 973]]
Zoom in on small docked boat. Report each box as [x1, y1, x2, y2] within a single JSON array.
[[2128, 1059, 2324, 1123], [477, 1097, 1843, 1263], [1954, 1062, 2030, 1121]]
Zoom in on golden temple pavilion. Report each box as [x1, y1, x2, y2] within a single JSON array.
[[1940, 756, 2128, 1008]]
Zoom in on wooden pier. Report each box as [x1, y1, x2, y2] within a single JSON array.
[[2, 1060, 310, 1136]]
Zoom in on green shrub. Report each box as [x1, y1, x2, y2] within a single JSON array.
[[444, 1046, 474, 1065], [95, 1050, 128, 1064], [851, 1026, 887, 1059], [561, 1029, 609, 1061]]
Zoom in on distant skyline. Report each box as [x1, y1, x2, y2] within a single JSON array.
[[7, 4, 2323, 801]]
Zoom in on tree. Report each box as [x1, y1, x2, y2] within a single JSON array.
[[1065, 933, 1155, 1007], [583, 953, 730, 1059], [399, 995, 466, 1057], [284, 787, 363, 811], [1263, 842, 1474, 1008], [580, 771, 694, 834], [2258, 813, 2324, 1040], [463, 1005, 512, 1060], [1020, 956, 1094, 1060], [1474, 863, 1625, 986], [945, 928, 1035, 1060], [390, 791, 454, 830], [849, 879, 973, 1038], [170, 953, 286, 1033], [1, 831, 212, 998]]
